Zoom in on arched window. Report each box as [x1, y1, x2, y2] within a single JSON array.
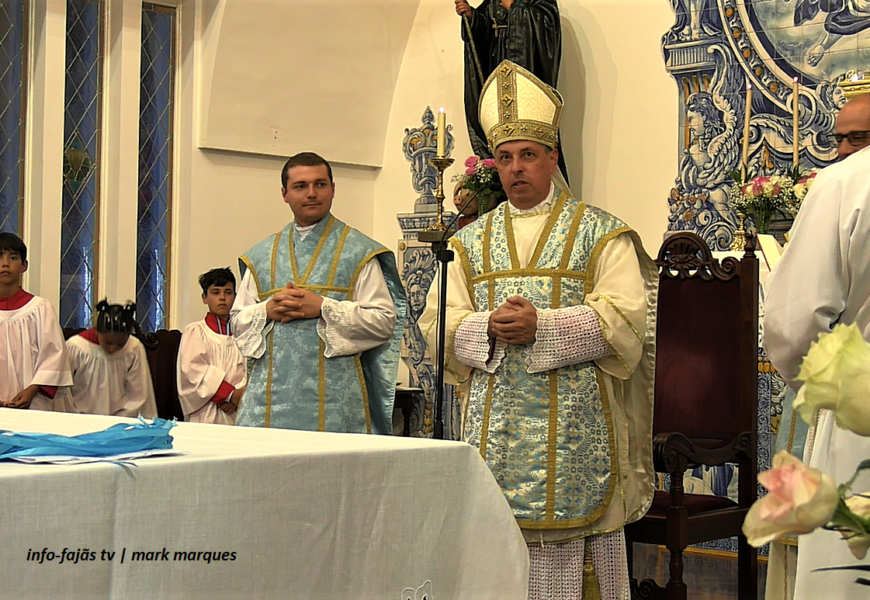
[[0, 0, 28, 235]]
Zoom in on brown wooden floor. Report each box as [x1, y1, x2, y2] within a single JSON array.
[[632, 543, 767, 600]]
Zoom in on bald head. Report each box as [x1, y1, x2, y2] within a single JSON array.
[[835, 94, 870, 160]]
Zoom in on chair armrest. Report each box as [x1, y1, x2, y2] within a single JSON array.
[[652, 431, 753, 474]]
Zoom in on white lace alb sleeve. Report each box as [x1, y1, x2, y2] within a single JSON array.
[[230, 269, 273, 359], [527, 305, 611, 374], [316, 259, 397, 358], [453, 311, 507, 373]]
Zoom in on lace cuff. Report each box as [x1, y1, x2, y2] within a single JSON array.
[[318, 297, 355, 358], [527, 305, 611, 373], [453, 312, 506, 373], [233, 302, 273, 360]]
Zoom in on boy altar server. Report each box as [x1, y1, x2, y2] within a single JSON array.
[[177, 268, 246, 424], [0, 233, 72, 410]]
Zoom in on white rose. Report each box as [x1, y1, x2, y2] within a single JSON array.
[[794, 323, 870, 436]]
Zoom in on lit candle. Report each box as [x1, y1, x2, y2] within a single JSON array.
[[436, 107, 446, 158], [742, 84, 752, 181], [792, 77, 800, 169]]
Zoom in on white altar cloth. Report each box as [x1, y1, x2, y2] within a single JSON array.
[[0, 409, 529, 599]]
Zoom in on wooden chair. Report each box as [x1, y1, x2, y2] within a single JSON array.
[[626, 232, 759, 600], [137, 329, 185, 421], [62, 327, 184, 421]]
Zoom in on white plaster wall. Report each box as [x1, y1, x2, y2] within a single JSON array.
[[23, 0, 679, 329], [374, 0, 678, 255]]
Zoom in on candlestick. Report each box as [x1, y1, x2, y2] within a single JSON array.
[[741, 84, 752, 181], [436, 107, 446, 158], [424, 156, 455, 232], [792, 77, 800, 169]]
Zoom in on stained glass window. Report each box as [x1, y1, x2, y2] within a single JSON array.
[[137, 3, 175, 332], [0, 0, 27, 234], [61, 0, 103, 328]]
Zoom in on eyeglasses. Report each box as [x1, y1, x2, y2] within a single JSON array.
[[829, 131, 870, 146]]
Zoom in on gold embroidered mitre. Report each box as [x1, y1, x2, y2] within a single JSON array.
[[479, 60, 563, 151]]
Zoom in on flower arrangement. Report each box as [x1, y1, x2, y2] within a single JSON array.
[[743, 324, 870, 583], [728, 169, 819, 234], [452, 156, 506, 215]]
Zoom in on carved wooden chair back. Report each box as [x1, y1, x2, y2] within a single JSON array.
[[626, 231, 759, 600]]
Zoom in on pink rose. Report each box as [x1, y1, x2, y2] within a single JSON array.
[[772, 184, 782, 196], [742, 450, 839, 547], [482, 158, 496, 169], [751, 182, 764, 198], [464, 156, 479, 168], [465, 166, 476, 176], [755, 176, 771, 185]]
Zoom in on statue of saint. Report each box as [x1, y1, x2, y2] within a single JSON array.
[[455, 0, 562, 160]]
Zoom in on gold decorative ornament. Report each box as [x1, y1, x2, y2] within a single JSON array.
[[838, 70, 870, 100], [425, 157, 456, 232], [730, 213, 747, 252]]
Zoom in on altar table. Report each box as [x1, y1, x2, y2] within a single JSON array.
[[0, 409, 529, 599]]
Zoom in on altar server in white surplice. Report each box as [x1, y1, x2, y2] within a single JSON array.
[[60, 301, 157, 418], [420, 61, 658, 600], [763, 146, 870, 600], [177, 268, 246, 425], [0, 233, 72, 411]]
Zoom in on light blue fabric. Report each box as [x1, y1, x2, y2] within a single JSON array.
[[456, 193, 630, 527], [237, 215, 406, 434], [0, 417, 174, 459]]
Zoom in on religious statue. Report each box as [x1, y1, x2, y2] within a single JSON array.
[[455, 0, 562, 159]]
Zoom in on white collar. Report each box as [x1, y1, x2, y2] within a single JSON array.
[[508, 183, 556, 216]]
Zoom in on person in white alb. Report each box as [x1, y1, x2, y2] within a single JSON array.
[[177, 267, 246, 425], [0, 232, 72, 411], [764, 143, 870, 600], [60, 301, 157, 418]]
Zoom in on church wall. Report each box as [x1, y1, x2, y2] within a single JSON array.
[[374, 0, 678, 256]]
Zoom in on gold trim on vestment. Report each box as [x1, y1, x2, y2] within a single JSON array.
[[786, 408, 799, 453], [261, 285, 351, 298], [289, 215, 334, 286], [516, 367, 618, 530], [355, 355, 372, 434], [239, 255, 263, 297], [527, 191, 569, 269], [318, 339, 326, 431], [348, 248, 390, 301], [599, 293, 643, 345], [472, 268, 588, 285], [479, 375, 496, 459], [328, 226, 351, 288], [558, 200, 587, 270], [583, 540, 602, 600], [265, 331, 274, 428], [584, 226, 631, 296], [502, 202, 521, 270], [545, 369, 559, 520], [484, 213, 496, 309], [270, 231, 281, 289], [450, 237, 476, 307]]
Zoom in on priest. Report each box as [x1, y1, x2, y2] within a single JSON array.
[[420, 61, 658, 599], [231, 152, 406, 434]]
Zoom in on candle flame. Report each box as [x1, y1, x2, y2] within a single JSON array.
[[793, 77, 799, 83], [439, 107, 445, 114], [747, 83, 752, 90]]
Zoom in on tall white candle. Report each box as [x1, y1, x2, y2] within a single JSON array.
[[792, 77, 800, 169], [437, 107, 446, 158], [742, 84, 753, 181]]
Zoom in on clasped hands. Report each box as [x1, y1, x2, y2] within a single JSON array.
[[266, 282, 323, 323], [487, 296, 537, 345]]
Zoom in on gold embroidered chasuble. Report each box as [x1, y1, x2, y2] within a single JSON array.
[[425, 189, 657, 538]]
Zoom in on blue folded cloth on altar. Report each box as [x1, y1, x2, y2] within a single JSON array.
[[0, 417, 175, 459]]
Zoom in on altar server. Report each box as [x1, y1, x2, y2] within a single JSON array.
[[177, 267, 246, 424], [764, 145, 870, 600], [0, 233, 72, 410], [61, 301, 157, 418]]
